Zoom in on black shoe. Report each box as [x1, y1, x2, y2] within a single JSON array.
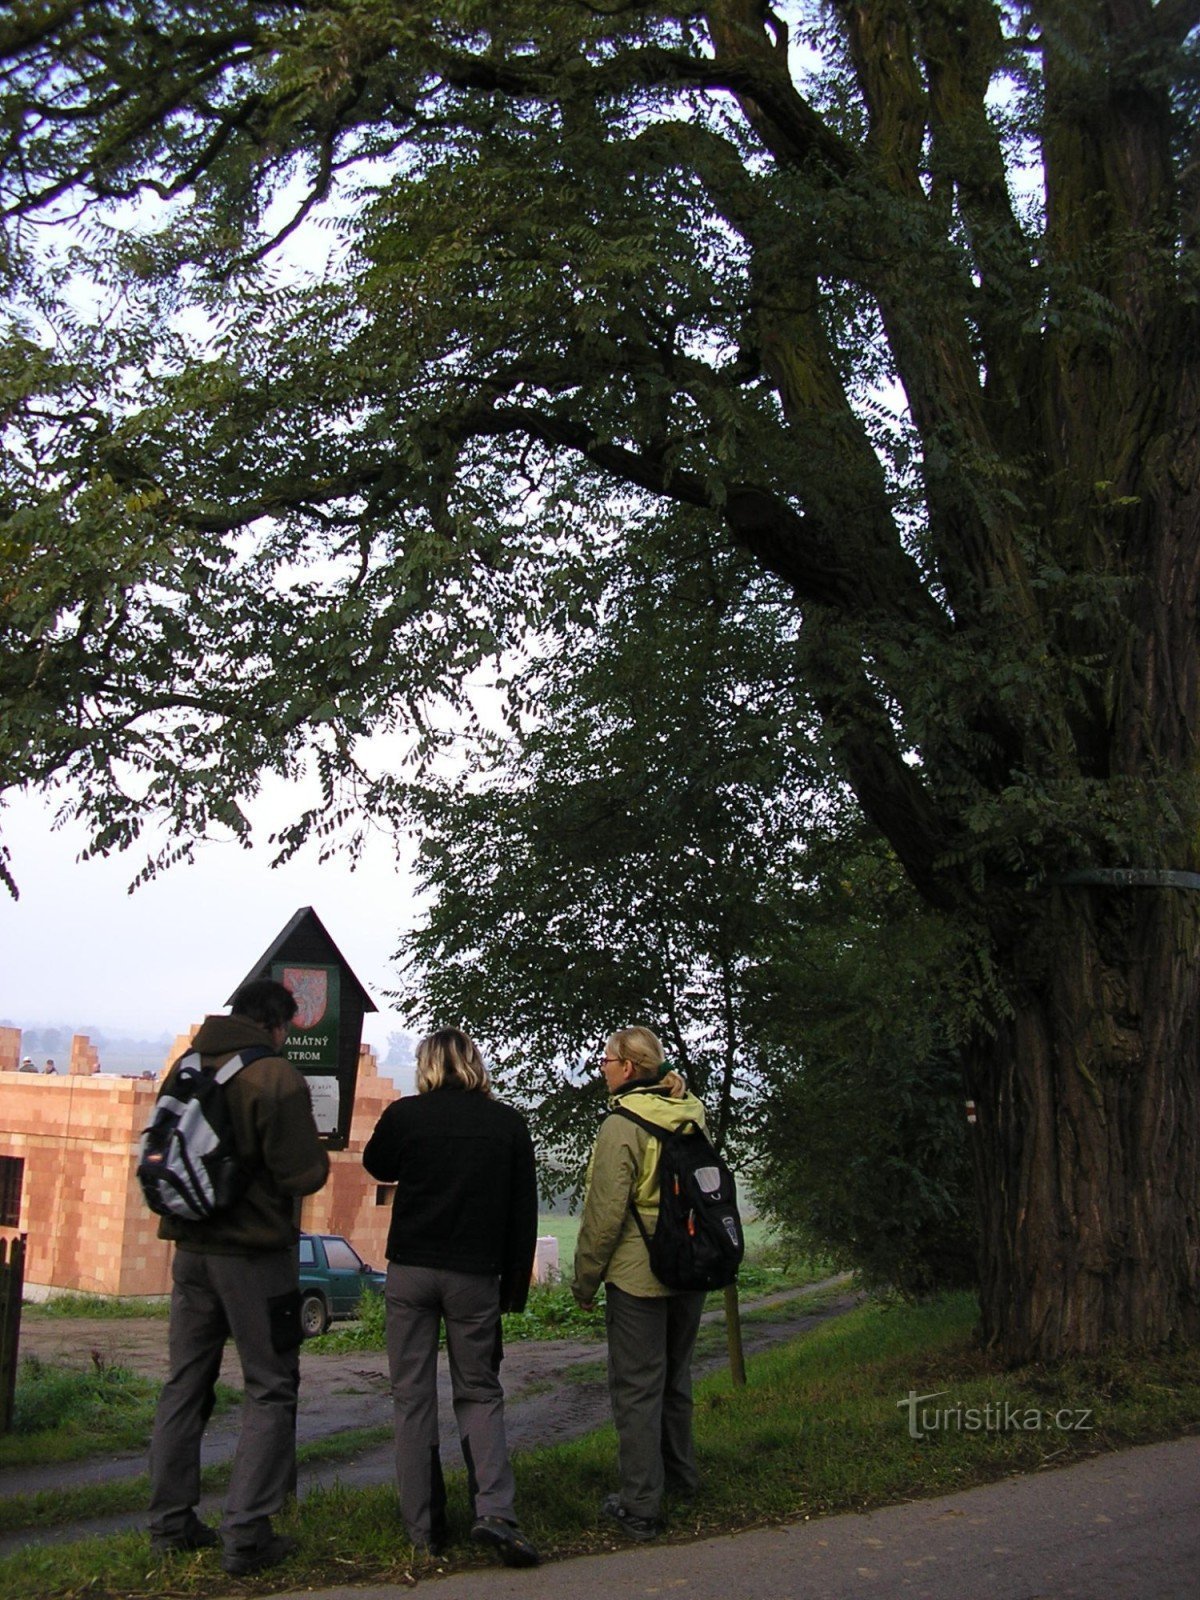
[[220, 1533, 298, 1577], [150, 1518, 219, 1555], [602, 1492, 663, 1541], [470, 1515, 540, 1567]]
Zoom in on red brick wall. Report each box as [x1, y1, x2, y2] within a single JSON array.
[[0, 1040, 402, 1296], [0, 1069, 171, 1295], [0, 1028, 19, 1075]]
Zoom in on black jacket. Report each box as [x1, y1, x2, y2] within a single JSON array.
[[362, 1087, 537, 1313]]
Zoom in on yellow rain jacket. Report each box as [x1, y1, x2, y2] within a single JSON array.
[[571, 1082, 708, 1301]]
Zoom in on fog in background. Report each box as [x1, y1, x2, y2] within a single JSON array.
[[1, 786, 422, 1084]]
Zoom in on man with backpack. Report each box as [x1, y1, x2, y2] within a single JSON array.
[[571, 1025, 742, 1543], [146, 979, 328, 1577]]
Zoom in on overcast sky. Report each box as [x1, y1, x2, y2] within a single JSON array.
[[0, 783, 421, 1056]]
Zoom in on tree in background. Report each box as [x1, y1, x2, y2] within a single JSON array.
[[382, 1031, 415, 1072], [2, 3, 1198, 1359], [401, 524, 976, 1292], [398, 521, 824, 1170], [749, 834, 978, 1297]]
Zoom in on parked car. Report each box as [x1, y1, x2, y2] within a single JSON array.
[[298, 1231, 386, 1337]]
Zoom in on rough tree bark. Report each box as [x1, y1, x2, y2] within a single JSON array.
[[969, 887, 1200, 1360]]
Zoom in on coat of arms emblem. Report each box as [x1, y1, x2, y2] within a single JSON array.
[[283, 967, 328, 1029]]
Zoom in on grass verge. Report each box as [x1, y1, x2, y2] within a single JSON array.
[[0, 1359, 240, 1474], [0, 1358, 160, 1468], [0, 1422, 395, 1537], [2, 1291, 1198, 1599], [23, 1296, 170, 1321]]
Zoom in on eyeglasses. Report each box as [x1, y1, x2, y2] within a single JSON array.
[[599, 1055, 624, 1067]]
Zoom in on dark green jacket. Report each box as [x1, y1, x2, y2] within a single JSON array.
[[156, 1013, 329, 1256]]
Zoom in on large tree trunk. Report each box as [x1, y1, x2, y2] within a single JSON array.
[[969, 885, 1200, 1362]]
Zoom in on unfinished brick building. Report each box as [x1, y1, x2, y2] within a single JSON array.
[[0, 1026, 398, 1298]]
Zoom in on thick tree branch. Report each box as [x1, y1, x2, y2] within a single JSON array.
[[808, 656, 957, 907], [838, 0, 927, 195], [915, 0, 1037, 388], [453, 399, 947, 638]]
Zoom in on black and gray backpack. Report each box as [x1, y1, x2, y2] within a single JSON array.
[[137, 1047, 271, 1221], [612, 1105, 745, 1291]]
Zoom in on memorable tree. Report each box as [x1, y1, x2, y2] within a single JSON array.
[[2, 2, 1198, 1359]]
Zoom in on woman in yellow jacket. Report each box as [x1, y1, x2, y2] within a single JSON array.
[[571, 1025, 708, 1541]]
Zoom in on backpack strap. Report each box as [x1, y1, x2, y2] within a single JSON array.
[[159, 1046, 276, 1118], [611, 1103, 660, 1139], [609, 1103, 698, 1251], [610, 1104, 701, 1139], [213, 1045, 273, 1084], [175, 1044, 274, 1085]]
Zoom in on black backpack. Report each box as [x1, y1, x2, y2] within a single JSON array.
[[137, 1047, 272, 1221], [612, 1104, 745, 1291]]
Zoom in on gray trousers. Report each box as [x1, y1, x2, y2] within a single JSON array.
[[148, 1248, 301, 1553], [605, 1283, 706, 1518], [385, 1263, 516, 1543]]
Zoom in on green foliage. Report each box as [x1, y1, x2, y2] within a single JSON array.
[[29, 1294, 169, 1320], [399, 518, 835, 1171], [304, 1282, 387, 1351], [3, 1, 1196, 901], [749, 837, 979, 1297], [502, 1284, 607, 1342], [395, 510, 971, 1296], [3, 1356, 158, 1462]]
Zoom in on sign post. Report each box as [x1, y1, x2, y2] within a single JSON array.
[[230, 907, 377, 1150]]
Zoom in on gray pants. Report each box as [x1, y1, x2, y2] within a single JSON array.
[[385, 1263, 516, 1544], [148, 1248, 301, 1554], [605, 1283, 706, 1518]]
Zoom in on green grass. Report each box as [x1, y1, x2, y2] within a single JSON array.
[[0, 1480, 149, 1538], [23, 1295, 169, 1320], [3, 1291, 1199, 1599], [0, 1358, 162, 1468], [0, 1357, 240, 1475]]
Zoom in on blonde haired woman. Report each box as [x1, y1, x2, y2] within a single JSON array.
[[363, 1029, 538, 1567], [571, 1025, 709, 1541]]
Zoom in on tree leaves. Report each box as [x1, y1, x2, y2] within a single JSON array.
[[0, 2, 1196, 911], [394, 516, 835, 1165]]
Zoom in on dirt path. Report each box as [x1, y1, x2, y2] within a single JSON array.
[[0, 1278, 856, 1553]]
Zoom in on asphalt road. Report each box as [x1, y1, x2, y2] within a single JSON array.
[[256, 1434, 1200, 1600]]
